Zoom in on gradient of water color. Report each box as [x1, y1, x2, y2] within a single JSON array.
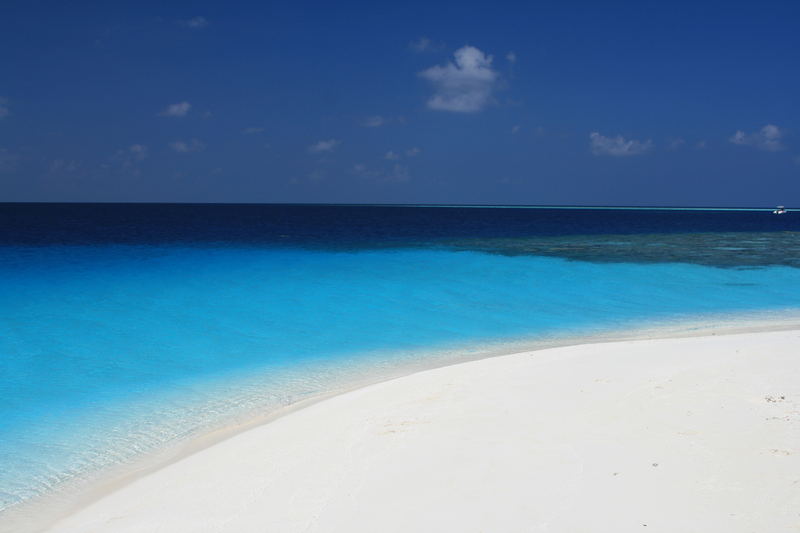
[[1, 204, 799, 514]]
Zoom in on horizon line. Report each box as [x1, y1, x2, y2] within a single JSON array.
[[0, 202, 792, 212]]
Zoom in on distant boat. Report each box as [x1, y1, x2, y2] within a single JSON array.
[[773, 206, 787, 215]]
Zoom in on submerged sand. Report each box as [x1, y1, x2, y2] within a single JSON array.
[[41, 330, 800, 532]]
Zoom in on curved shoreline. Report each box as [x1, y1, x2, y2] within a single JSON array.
[[4, 312, 800, 532]]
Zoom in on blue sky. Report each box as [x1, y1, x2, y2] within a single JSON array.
[[1, 0, 799, 206]]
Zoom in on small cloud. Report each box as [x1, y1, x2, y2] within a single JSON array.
[[589, 132, 653, 156], [506, 51, 517, 64], [361, 115, 406, 127], [362, 115, 386, 128], [242, 127, 265, 135], [112, 144, 148, 159], [111, 144, 148, 175], [353, 163, 369, 175], [385, 150, 400, 160], [0, 97, 9, 119], [406, 147, 421, 157], [667, 138, 686, 150], [169, 139, 205, 153], [353, 162, 410, 183], [695, 140, 707, 149], [291, 169, 327, 185], [308, 139, 340, 154], [49, 159, 80, 174], [128, 144, 148, 160], [180, 16, 209, 29], [419, 45, 499, 113], [729, 124, 785, 152], [409, 37, 432, 52], [388, 164, 410, 182], [308, 169, 326, 182], [511, 125, 521, 134], [159, 101, 191, 117]]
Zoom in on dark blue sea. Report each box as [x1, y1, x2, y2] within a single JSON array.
[[1, 203, 799, 514]]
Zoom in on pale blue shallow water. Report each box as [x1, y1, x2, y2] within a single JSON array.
[[1, 204, 800, 514]]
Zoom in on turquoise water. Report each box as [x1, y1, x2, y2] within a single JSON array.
[[3, 243, 800, 511], [1, 204, 800, 515]]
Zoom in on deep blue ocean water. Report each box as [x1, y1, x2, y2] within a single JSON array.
[[1, 204, 799, 514]]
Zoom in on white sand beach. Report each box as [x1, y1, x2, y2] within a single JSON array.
[[42, 329, 800, 532]]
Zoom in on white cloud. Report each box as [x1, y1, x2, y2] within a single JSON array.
[[388, 164, 410, 182], [0, 97, 9, 119], [729, 124, 785, 152], [511, 125, 521, 134], [667, 138, 686, 150], [111, 145, 148, 175], [169, 139, 205, 153], [49, 159, 80, 173], [409, 37, 432, 52], [419, 45, 499, 113], [128, 144, 148, 160], [406, 147, 421, 157], [159, 101, 191, 117], [307, 169, 326, 182], [362, 115, 386, 127], [289, 169, 328, 185], [242, 127, 265, 134], [112, 144, 148, 160], [353, 162, 410, 183], [181, 16, 209, 29], [385, 150, 400, 160], [308, 139, 340, 154], [696, 140, 707, 149], [353, 163, 369, 174], [589, 132, 653, 156], [506, 52, 517, 64]]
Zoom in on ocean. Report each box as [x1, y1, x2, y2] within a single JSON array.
[[1, 203, 799, 516]]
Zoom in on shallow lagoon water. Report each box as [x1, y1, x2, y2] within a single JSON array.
[[1, 204, 799, 514]]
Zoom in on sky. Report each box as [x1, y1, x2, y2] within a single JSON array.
[[1, 0, 799, 206]]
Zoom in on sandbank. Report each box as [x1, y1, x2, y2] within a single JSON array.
[[38, 328, 800, 532]]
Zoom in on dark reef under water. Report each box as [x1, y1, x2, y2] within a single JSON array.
[[2, 203, 798, 269], [441, 231, 800, 269]]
